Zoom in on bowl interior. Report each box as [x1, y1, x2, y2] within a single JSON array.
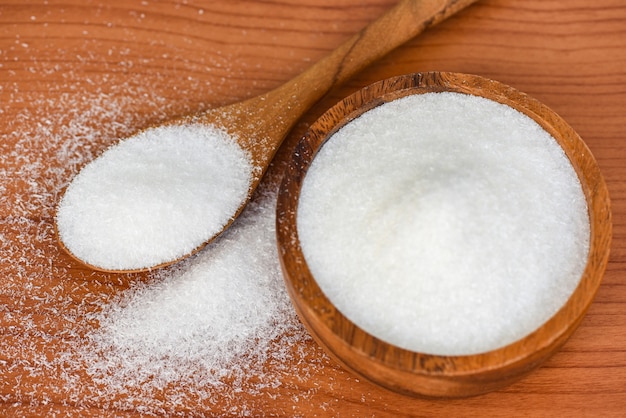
[[276, 72, 611, 397]]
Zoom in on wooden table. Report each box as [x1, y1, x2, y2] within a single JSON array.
[[1, 0, 624, 416]]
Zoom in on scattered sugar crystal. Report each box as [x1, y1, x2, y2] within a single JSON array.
[[56, 124, 254, 271], [0, 74, 316, 415], [297, 92, 590, 355], [77, 189, 311, 410]]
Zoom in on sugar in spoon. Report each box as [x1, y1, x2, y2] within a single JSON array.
[[56, 0, 479, 273]]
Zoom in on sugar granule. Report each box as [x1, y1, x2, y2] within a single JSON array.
[[56, 123, 254, 271], [78, 190, 308, 404], [297, 92, 590, 356], [0, 77, 316, 415]]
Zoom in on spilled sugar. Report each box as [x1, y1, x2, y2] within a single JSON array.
[[298, 92, 590, 356], [56, 123, 254, 271], [77, 188, 311, 412], [0, 76, 316, 415]]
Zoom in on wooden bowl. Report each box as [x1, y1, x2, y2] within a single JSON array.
[[276, 72, 612, 398]]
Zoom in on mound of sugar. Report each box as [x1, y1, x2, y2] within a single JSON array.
[[77, 190, 312, 410], [297, 92, 590, 355], [56, 124, 253, 271]]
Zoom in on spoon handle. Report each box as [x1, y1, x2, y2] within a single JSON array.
[[287, 0, 479, 102], [267, 0, 477, 129], [225, 0, 479, 168]]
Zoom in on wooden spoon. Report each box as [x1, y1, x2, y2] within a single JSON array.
[[57, 0, 480, 273]]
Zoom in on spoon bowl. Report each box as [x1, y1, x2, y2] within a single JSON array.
[[55, 0, 479, 273]]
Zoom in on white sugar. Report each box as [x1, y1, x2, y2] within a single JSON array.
[[78, 189, 312, 408], [56, 124, 253, 271], [1, 78, 315, 414], [297, 92, 590, 355]]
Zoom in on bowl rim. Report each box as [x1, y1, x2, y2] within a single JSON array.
[[276, 71, 612, 396]]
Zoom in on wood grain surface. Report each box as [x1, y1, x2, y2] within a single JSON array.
[[1, 0, 625, 416]]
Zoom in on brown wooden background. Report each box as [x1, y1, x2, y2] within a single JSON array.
[[1, 0, 624, 416]]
